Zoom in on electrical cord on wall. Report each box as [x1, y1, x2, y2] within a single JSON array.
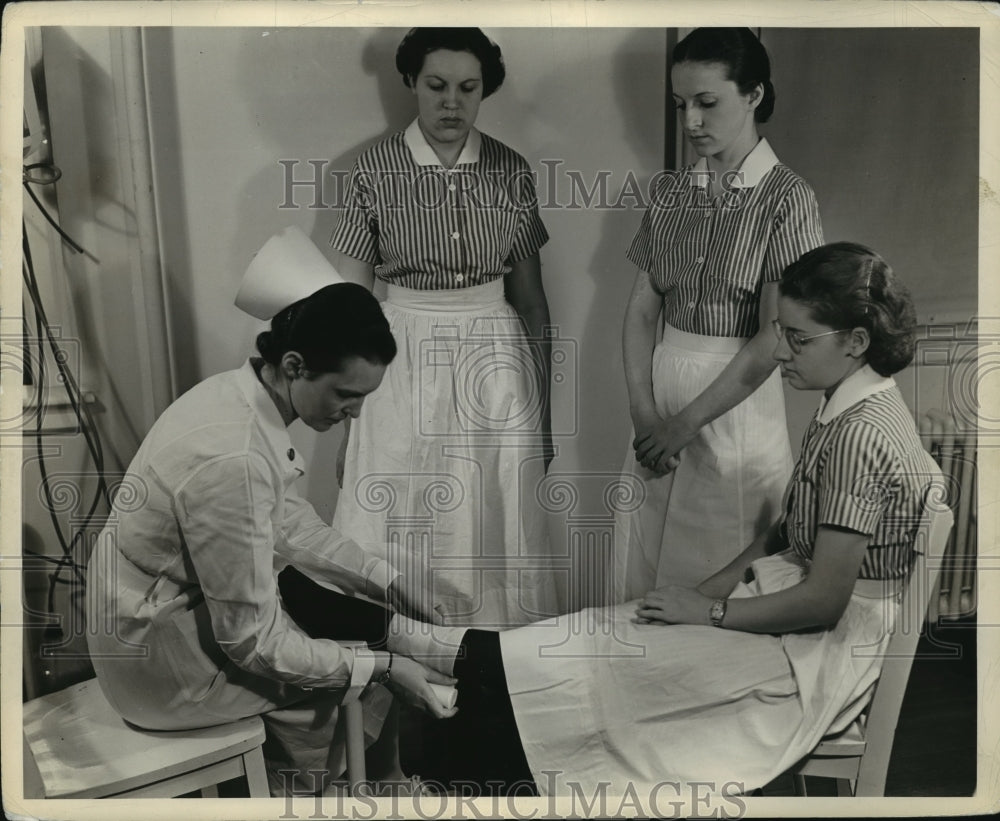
[[25, 248, 77, 587], [22, 227, 110, 509], [23, 163, 93, 258], [21, 164, 110, 623], [23, 234, 97, 617]]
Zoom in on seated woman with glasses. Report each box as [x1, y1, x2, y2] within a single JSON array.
[[286, 241, 944, 797]]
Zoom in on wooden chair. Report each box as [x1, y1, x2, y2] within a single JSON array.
[[343, 699, 367, 794], [22, 677, 270, 798], [788, 483, 954, 797]]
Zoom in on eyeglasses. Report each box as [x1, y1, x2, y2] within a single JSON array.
[[772, 320, 850, 354]]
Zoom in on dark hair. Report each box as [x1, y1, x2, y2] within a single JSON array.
[[396, 27, 505, 98], [256, 283, 396, 375], [672, 27, 775, 123], [779, 242, 916, 376]]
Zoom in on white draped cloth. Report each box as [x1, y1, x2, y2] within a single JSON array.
[[501, 551, 899, 796]]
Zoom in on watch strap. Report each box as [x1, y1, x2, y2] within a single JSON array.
[[375, 652, 393, 686], [709, 599, 728, 628]]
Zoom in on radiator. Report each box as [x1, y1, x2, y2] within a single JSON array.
[[919, 410, 977, 620]]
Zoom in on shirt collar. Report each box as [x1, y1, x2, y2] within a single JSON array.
[[689, 137, 780, 189], [404, 118, 481, 167], [815, 364, 896, 424], [236, 359, 306, 474]]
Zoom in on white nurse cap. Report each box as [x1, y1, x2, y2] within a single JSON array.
[[235, 225, 345, 320]]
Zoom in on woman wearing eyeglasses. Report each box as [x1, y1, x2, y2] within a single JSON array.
[[615, 28, 824, 598]]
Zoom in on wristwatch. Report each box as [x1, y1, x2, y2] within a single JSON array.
[[375, 652, 393, 686], [709, 599, 728, 628]]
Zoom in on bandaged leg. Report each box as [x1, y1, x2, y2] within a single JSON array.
[[386, 614, 468, 676], [278, 566, 468, 676], [276, 567, 529, 790]]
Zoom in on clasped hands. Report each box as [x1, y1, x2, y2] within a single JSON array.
[[634, 584, 713, 626], [631, 409, 697, 475]]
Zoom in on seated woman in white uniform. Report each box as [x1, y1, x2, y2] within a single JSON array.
[[285, 241, 942, 796], [85, 230, 457, 797]]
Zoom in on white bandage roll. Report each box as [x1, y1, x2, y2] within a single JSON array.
[[428, 683, 458, 710]]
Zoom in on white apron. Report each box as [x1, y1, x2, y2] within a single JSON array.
[[614, 324, 793, 596], [500, 551, 901, 796], [333, 279, 559, 628]]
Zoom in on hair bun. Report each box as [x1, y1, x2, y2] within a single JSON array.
[[757, 79, 776, 123], [255, 330, 277, 362], [254, 282, 397, 372]]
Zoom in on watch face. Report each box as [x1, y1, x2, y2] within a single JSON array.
[[710, 600, 725, 624]]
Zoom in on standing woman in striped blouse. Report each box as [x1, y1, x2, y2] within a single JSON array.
[[329, 28, 559, 629], [616, 28, 825, 597]]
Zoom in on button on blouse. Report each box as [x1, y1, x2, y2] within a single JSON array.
[[330, 121, 549, 290]]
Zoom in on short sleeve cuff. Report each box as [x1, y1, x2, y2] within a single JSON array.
[[625, 220, 655, 275], [508, 214, 550, 262], [329, 220, 380, 265], [761, 184, 824, 282], [625, 244, 652, 274], [819, 490, 884, 536]]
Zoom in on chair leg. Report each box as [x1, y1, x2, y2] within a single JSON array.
[[835, 778, 855, 797], [242, 745, 271, 797], [344, 700, 366, 796], [792, 773, 808, 796]]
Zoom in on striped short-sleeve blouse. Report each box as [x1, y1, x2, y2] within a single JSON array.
[[626, 138, 823, 338], [330, 120, 549, 291], [782, 367, 933, 580]]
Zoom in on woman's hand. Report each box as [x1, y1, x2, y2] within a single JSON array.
[[385, 657, 459, 719], [635, 584, 714, 626], [387, 575, 445, 625], [632, 413, 693, 474], [630, 406, 681, 474]]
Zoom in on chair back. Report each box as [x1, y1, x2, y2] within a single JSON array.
[[853, 462, 954, 795]]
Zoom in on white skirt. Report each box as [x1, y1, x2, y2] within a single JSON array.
[[614, 324, 793, 596], [500, 551, 901, 796], [333, 280, 559, 628]]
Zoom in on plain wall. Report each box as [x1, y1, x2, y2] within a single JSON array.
[[758, 27, 979, 450], [762, 26, 979, 324]]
